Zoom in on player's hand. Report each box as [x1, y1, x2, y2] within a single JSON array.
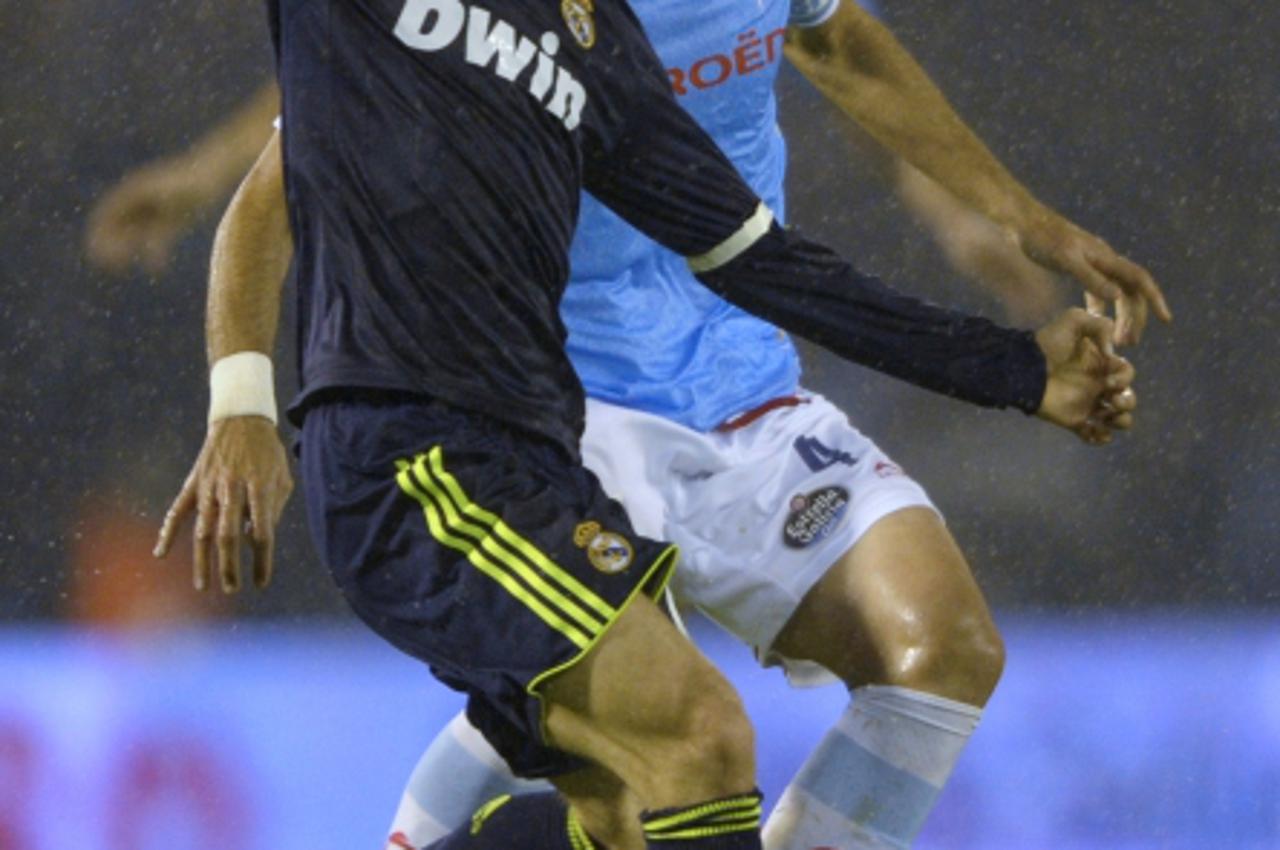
[[85, 156, 213, 276], [1011, 207, 1171, 346], [1034, 307, 1138, 445], [153, 416, 293, 593]]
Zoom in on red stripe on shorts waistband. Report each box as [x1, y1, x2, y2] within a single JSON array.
[[715, 395, 809, 432]]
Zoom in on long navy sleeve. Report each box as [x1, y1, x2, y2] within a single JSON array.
[[697, 223, 1047, 413]]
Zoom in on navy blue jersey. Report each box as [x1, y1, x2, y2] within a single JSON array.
[[270, 0, 759, 456], [269, 0, 1046, 459]]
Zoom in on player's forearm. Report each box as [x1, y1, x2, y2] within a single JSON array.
[[695, 221, 1046, 413], [184, 82, 281, 206], [206, 130, 292, 365], [785, 7, 1041, 231]]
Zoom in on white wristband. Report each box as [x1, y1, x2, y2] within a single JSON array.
[[209, 351, 278, 425]]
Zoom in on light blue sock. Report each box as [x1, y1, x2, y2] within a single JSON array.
[[386, 711, 546, 849], [762, 686, 982, 850]]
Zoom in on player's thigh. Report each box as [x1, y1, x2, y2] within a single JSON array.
[[540, 594, 753, 785], [770, 506, 1003, 702]]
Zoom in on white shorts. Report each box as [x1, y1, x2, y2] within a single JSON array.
[[580, 391, 938, 685]]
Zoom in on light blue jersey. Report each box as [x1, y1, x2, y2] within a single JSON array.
[[561, 0, 845, 431]]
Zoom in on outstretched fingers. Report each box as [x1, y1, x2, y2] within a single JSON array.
[[1092, 250, 1172, 322], [154, 418, 290, 595], [1083, 250, 1170, 346], [154, 474, 198, 559], [191, 477, 213, 591], [216, 477, 247, 594], [1062, 250, 1123, 306], [247, 483, 276, 590]]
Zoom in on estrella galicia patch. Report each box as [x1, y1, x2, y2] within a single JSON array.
[[574, 520, 633, 574], [561, 0, 596, 49], [782, 486, 850, 549]]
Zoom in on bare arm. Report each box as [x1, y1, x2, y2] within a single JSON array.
[[892, 155, 1062, 326], [784, 4, 1171, 342], [205, 127, 291, 361], [86, 81, 279, 275], [154, 130, 294, 594]]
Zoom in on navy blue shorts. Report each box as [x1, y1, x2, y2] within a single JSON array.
[[298, 394, 678, 778]]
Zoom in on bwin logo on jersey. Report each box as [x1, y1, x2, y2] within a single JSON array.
[[394, 0, 589, 130]]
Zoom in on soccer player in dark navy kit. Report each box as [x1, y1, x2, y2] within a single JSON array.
[[154, 0, 1166, 847]]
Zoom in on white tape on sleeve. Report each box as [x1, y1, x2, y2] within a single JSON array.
[[208, 351, 277, 425], [687, 202, 775, 273]]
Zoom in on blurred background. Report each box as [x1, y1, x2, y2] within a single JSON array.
[[1, 0, 1277, 847]]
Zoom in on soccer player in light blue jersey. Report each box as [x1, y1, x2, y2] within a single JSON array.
[[381, 2, 1164, 850]]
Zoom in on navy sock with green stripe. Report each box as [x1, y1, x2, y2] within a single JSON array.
[[425, 791, 592, 850], [640, 790, 764, 849]]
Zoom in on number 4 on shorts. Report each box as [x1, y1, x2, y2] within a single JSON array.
[[793, 435, 856, 472]]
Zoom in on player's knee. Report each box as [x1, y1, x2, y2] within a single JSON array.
[[689, 678, 755, 783], [657, 669, 756, 795], [880, 609, 1005, 706]]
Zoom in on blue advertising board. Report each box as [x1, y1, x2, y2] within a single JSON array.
[[0, 613, 1277, 849]]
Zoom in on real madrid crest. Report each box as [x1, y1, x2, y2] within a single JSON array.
[[574, 520, 633, 574], [561, 0, 596, 50]]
